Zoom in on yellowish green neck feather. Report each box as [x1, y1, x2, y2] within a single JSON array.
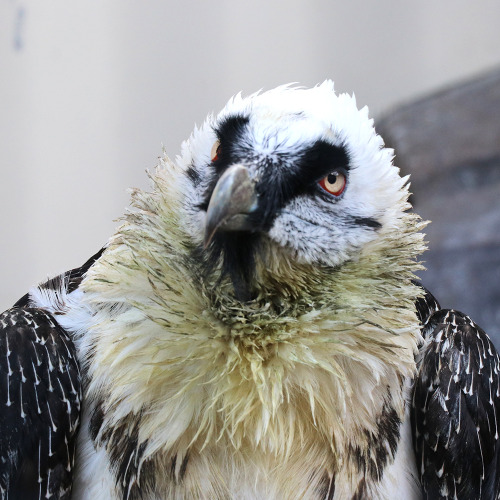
[[82, 158, 426, 464]]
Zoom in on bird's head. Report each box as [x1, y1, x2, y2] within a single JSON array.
[[179, 82, 413, 301]]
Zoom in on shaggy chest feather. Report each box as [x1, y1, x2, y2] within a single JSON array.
[[77, 278, 420, 499]]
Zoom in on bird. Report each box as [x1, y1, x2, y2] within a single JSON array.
[[1, 81, 499, 500]]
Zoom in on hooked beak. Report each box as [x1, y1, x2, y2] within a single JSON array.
[[204, 164, 258, 247]]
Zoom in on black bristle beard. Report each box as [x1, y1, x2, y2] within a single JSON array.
[[201, 232, 260, 302]]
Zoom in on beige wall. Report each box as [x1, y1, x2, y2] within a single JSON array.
[[1, 0, 500, 310]]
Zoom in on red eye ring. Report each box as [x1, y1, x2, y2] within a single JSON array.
[[211, 140, 221, 162], [319, 171, 346, 197]]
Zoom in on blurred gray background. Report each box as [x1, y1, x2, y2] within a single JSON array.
[[1, 1, 499, 339]]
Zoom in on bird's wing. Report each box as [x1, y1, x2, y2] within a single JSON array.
[[412, 304, 500, 499], [412, 280, 441, 326], [0, 306, 81, 500], [13, 247, 105, 309]]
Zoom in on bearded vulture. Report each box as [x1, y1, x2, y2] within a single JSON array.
[[1, 82, 499, 500]]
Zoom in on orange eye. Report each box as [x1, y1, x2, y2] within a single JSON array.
[[319, 171, 346, 197], [211, 140, 221, 162]]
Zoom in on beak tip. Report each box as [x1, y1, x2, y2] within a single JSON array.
[[203, 233, 212, 249]]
